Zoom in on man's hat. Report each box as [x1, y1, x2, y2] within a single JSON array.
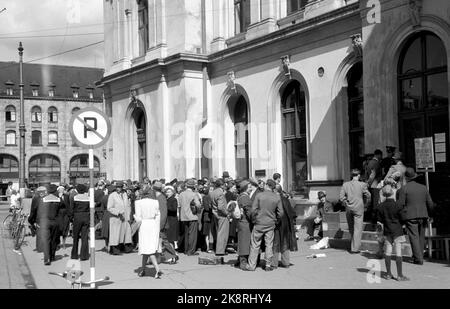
[[317, 191, 326, 199], [76, 184, 87, 194], [222, 171, 230, 179], [37, 186, 47, 192], [46, 184, 58, 194], [164, 185, 175, 193], [249, 178, 258, 187], [153, 181, 163, 191], [186, 179, 197, 188], [266, 179, 276, 189], [405, 167, 419, 181], [238, 180, 250, 192], [214, 178, 224, 187], [115, 181, 124, 188], [386, 146, 396, 153]]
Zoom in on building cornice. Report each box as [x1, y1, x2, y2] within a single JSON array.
[[0, 95, 103, 103]]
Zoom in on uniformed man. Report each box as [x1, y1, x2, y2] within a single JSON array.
[[381, 146, 396, 177], [35, 184, 60, 265], [69, 184, 90, 261]]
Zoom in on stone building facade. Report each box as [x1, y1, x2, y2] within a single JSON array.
[[0, 63, 107, 191], [100, 0, 450, 231]]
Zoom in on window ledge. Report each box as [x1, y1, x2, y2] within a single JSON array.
[[47, 144, 59, 147], [31, 144, 43, 147], [226, 32, 247, 47], [5, 144, 17, 147]]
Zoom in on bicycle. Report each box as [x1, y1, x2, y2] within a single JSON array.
[[3, 207, 22, 237], [13, 213, 29, 250]]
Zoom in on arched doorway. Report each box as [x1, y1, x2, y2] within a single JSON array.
[[347, 62, 364, 170], [281, 80, 307, 195], [0, 154, 19, 197], [227, 95, 250, 178], [69, 154, 101, 185], [398, 31, 449, 203], [132, 104, 147, 181], [28, 154, 61, 187]]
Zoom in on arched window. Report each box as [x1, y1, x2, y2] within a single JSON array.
[[48, 131, 58, 145], [31, 130, 42, 146], [347, 62, 364, 170], [138, 0, 149, 56], [0, 154, 19, 179], [69, 154, 101, 184], [31, 106, 42, 122], [5, 131, 16, 145], [5, 105, 16, 122], [48, 106, 58, 123], [229, 95, 249, 178], [29, 154, 61, 186], [398, 32, 449, 209], [281, 80, 307, 195]]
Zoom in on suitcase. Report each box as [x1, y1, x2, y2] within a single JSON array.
[[198, 256, 224, 265]]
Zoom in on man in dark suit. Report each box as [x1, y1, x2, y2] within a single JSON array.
[[244, 179, 284, 271], [340, 169, 371, 253], [397, 168, 434, 265], [69, 184, 91, 261]]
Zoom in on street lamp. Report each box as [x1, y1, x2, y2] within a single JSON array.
[[18, 42, 26, 196]]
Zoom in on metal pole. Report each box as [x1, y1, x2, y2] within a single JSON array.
[[89, 148, 95, 288], [18, 42, 26, 197], [425, 171, 433, 259]]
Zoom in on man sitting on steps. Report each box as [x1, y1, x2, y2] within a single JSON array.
[[303, 191, 333, 241]]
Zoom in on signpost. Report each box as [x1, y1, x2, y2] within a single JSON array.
[[414, 137, 435, 258], [69, 107, 111, 289]]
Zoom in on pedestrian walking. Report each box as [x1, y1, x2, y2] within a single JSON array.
[[134, 187, 162, 278], [397, 168, 434, 265], [244, 179, 284, 271], [340, 169, 371, 254], [377, 185, 409, 281]]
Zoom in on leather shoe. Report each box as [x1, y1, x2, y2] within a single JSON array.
[[44, 260, 51, 266], [413, 260, 424, 265], [138, 269, 145, 277], [265, 266, 274, 272]]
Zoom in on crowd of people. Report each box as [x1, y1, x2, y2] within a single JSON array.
[[339, 146, 435, 281], [24, 172, 298, 279]]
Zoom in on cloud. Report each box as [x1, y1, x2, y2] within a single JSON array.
[[0, 0, 104, 68]]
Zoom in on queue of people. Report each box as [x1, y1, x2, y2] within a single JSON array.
[[25, 172, 299, 278]]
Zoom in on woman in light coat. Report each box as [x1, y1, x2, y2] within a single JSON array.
[[134, 187, 162, 278]]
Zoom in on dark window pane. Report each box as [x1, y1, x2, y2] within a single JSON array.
[[401, 78, 422, 111], [427, 72, 448, 108], [426, 34, 447, 69], [402, 37, 422, 74], [350, 131, 365, 169], [291, 138, 307, 193], [350, 100, 364, 129], [284, 112, 296, 136]]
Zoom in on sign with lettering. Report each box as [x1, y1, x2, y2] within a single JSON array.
[[414, 137, 435, 172], [69, 107, 111, 148]]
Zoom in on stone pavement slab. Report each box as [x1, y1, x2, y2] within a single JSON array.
[[20, 231, 450, 289]]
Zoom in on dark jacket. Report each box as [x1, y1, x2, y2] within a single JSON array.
[[167, 196, 178, 217], [317, 200, 333, 218], [201, 194, 212, 223], [28, 194, 42, 226], [397, 180, 434, 220], [377, 198, 404, 238], [273, 195, 298, 252], [251, 190, 284, 232], [157, 193, 168, 231]]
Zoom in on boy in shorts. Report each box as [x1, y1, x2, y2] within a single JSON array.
[[377, 185, 409, 281]]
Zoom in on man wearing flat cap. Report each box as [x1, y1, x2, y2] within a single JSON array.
[[37, 184, 61, 265], [178, 179, 201, 255], [69, 184, 91, 261], [303, 191, 333, 241], [108, 181, 133, 255]]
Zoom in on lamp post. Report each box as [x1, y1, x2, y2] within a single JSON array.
[[18, 42, 26, 196]]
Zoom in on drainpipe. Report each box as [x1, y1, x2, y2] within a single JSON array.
[[201, 0, 208, 127]]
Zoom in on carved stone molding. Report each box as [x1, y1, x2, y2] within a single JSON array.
[[350, 34, 363, 59], [281, 55, 291, 79], [227, 71, 237, 92], [408, 0, 422, 27]]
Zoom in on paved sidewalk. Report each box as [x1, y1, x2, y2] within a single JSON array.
[[20, 229, 450, 289], [0, 205, 36, 289]]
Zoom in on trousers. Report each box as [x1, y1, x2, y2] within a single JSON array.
[[183, 221, 198, 255], [405, 218, 426, 262], [71, 213, 90, 260], [40, 220, 59, 262], [247, 228, 274, 270], [346, 209, 363, 252], [214, 215, 230, 255]]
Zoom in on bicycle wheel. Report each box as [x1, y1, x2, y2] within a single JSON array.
[[14, 224, 26, 250], [3, 214, 13, 231]]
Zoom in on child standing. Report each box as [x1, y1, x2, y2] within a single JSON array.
[[377, 185, 409, 281]]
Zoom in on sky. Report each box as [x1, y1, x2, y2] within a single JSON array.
[[0, 0, 104, 68]]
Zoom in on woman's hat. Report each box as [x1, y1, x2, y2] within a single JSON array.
[[164, 185, 175, 193], [186, 179, 197, 188]]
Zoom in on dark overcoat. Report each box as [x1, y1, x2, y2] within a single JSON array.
[[237, 192, 252, 256], [273, 195, 298, 252]]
